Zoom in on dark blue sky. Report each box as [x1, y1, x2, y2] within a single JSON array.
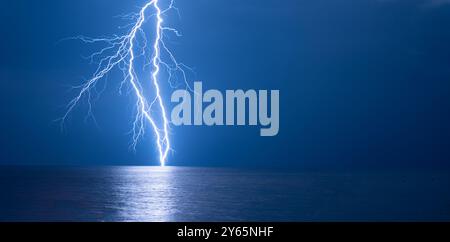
[[1, 0, 450, 169]]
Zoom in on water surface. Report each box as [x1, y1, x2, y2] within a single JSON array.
[[0, 166, 449, 221]]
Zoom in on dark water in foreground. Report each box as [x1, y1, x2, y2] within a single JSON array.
[[0, 166, 449, 221]]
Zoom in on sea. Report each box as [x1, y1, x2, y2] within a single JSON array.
[[0, 166, 449, 221]]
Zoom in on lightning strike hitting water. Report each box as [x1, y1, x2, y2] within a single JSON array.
[[62, 0, 189, 166]]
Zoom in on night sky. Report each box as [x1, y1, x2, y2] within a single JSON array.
[[1, 0, 450, 170]]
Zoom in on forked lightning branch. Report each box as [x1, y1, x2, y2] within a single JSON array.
[[63, 0, 280, 166]]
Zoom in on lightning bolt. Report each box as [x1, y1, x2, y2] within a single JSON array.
[[61, 0, 189, 167]]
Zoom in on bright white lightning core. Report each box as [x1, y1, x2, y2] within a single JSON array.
[[62, 0, 188, 166]]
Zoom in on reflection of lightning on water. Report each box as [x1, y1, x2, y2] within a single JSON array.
[[61, 0, 189, 166]]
